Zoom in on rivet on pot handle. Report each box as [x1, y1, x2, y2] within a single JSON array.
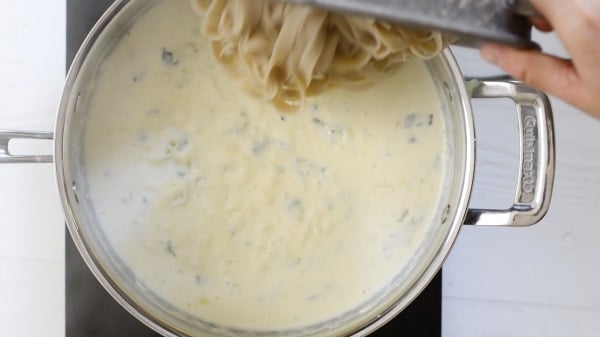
[[0, 130, 54, 164], [464, 80, 555, 227]]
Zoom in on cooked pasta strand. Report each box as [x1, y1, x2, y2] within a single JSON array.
[[192, 0, 452, 112]]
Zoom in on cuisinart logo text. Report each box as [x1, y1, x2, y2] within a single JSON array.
[[522, 115, 537, 196]]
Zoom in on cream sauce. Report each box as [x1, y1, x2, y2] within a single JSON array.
[[83, 0, 448, 331]]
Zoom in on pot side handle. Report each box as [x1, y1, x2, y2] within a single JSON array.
[[0, 130, 54, 164], [464, 80, 555, 227]]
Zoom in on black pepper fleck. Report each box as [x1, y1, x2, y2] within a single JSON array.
[[312, 118, 324, 126], [161, 48, 179, 66], [166, 240, 177, 257], [397, 209, 409, 223], [132, 71, 146, 83]]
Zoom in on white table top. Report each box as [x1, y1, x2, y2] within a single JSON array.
[[1, 1, 599, 336]]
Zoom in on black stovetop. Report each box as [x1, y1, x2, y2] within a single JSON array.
[[65, 1, 441, 336]]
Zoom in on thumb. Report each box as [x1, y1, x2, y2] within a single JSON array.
[[480, 43, 581, 104]]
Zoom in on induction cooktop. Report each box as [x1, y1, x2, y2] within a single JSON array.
[[65, 1, 442, 336]]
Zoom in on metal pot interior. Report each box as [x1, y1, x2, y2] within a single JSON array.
[[56, 0, 474, 336]]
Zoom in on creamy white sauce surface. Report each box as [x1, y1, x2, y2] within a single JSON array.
[[83, 0, 448, 330]]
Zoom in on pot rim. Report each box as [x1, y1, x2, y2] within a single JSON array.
[[54, 1, 475, 336]]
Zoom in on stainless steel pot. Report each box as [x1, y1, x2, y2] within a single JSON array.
[[0, 0, 555, 336]]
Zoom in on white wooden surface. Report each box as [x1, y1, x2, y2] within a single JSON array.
[[445, 34, 600, 337], [1, 2, 600, 337], [0, 1, 66, 337]]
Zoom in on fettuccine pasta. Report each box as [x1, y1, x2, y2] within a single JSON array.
[[193, 0, 451, 111]]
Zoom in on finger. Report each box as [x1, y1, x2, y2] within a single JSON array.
[[480, 43, 582, 106], [527, 0, 565, 24], [530, 16, 553, 32]]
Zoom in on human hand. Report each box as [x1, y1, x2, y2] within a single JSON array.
[[480, 0, 600, 118]]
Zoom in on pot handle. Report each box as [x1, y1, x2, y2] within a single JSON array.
[[464, 80, 555, 226], [0, 130, 54, 164]]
